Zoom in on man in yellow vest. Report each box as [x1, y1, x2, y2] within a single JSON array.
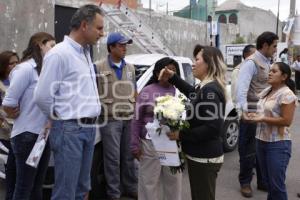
[[95, 32, 137, 200]]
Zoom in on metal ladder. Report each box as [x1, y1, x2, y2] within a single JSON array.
[[100, 2, 175, 56]]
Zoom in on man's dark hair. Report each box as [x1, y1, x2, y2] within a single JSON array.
[[242, 44, 255, 59], [70, 4, 103, 30], [256, 31, 279, 50]]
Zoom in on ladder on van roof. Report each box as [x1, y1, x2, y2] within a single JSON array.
[[99, 1, 175, 56]]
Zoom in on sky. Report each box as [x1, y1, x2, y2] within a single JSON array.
[[140, 0, 299, 21]]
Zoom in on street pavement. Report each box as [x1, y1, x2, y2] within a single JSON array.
[[1, 107, 300, 200]]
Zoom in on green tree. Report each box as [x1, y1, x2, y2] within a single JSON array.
[[232, 36, 245, 44]]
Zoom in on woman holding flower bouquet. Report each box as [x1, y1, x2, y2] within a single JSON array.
[[159, 45, 227, 200], [131, 57, 183, 200]]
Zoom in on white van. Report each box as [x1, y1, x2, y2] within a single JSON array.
[[125, 53, 239, 152]]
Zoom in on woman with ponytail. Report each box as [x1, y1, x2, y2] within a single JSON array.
[[247, 62, 297, 200], [2, 32, 55, 200], [131, 57, 182, 200]]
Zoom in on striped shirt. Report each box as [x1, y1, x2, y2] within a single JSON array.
[[256, 86, 298, 142]]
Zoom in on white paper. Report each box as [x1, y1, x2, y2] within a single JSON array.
[[26, 129, 50, 168], [145, 119, 180, 166]]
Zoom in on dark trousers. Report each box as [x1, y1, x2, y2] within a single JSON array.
[[256, 140, 291, 200], [238, 120, 265, 187], [11, 132, 50, 200], [295, 71, 300, 90], [187, 158, 222, 200], [0, 139, 16, 200]]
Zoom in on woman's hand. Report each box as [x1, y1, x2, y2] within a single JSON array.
[[247, 112, 264, 123], [132, 149, 142, 161], [167, 130, 180, 140], [45, 120, 52, 130], [3, 106, 20, 119], [158, 67, 175, 82]]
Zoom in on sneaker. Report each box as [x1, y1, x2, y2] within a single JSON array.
[[241, 185, 253, 198], [297, 193, 300, 198]]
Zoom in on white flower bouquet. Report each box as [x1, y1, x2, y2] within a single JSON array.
[[154, 95, 189, 132], [153, 94, 189, 173]]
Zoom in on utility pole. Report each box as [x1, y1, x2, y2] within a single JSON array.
[[205, 0, 208, 45], [149, 0, 152, 19], [166, 2, 168, 15], [276, 0, 280, 35], [289, 0, 296, 17], [189, 0, 192, 19], [210, 0, 217, 46]]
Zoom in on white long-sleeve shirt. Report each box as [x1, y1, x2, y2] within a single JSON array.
[[34, 36, 101, 120]]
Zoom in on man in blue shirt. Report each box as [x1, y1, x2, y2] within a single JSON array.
[[236, 32, 278, 198], [34, 5, 104, 200]]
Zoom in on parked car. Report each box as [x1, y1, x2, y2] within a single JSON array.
[[125, 53, 239, 152]]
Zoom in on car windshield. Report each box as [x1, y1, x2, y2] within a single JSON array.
[[134, 65, 151, 81]]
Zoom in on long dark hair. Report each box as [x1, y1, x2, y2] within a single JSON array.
[[0, 51, 19, 81], [146, 57, 180, 86], [275, 62, 296, 93], [22, 32, 55, 75], [279, 48, 288, 58]]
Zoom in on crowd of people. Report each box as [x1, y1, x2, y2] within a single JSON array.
[[0, 3, 299, 200]]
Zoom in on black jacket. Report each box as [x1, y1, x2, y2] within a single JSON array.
[[170, 75, 226, 158]]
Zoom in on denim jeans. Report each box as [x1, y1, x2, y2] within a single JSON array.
[[238, 120, 265, 187], [101, 120, 137, 198], [10, 132, 50, 200], [49, 120, 96, 200], [256, 140, 291, 200], [0, 139, 16, 200]]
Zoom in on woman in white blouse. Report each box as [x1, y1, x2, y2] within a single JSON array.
[[247, 62, 297, 200]]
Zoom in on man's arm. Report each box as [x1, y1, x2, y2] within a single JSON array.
[[34, 54, 63, 117], [236, 60, 257, 112]]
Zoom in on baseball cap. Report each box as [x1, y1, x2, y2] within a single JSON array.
[[107, 32, 133, 45]]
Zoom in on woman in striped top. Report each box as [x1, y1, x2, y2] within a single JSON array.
[[247, 62, 297, 200]]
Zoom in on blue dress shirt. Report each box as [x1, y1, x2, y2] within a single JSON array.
[[34, 36, 101, 120]]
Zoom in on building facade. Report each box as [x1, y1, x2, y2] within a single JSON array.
[[174, 0, 283, 44]]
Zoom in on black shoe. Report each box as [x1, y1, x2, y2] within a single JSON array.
[[297, 193, 300, 198], [123, 192, 138, 200], [257, 184, 268, 192]]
